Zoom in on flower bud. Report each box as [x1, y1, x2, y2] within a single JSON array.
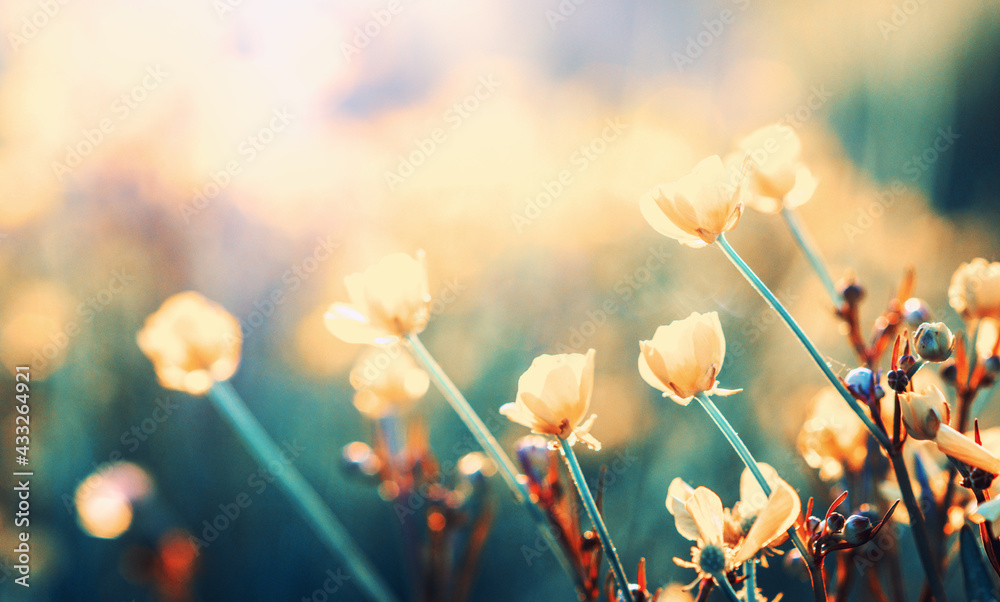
[[886, 370, 909, 393], [841, 283, 865, 305], [899, 385, 951, 440], [914, 322, 954, 362], [842, 514, 874, 545], [826, 512, 846, 534], [846, 367, 882, 401]]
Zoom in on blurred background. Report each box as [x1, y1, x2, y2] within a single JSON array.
[[0, 0, 998, 599]]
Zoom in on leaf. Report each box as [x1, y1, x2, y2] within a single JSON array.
[[961, 524, 1000, 602]]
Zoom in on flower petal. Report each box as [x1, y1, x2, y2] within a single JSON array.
[[684, 487, 725, 546], [733, 480, 800, 565]]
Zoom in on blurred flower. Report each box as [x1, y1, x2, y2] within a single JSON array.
[[349, 344, 429, 419], [638, 312, 741, 405], [639, 156, 744, 247], [914, 322, 953, 362], [74, 463, 154, 539], [500, 349, 600, 450], [798, 387, 869, 481], [949, 259, 1000, 320], [325, 251, 431, 345], [898, 385, 951, 440], [732, 123, 817, 213], [137, 292, 241, 396], [976, 318, 1000, 360]]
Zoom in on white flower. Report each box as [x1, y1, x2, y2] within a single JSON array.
[[639, 156, 745, 247], [733, 123, 817, 213], [325, 251, 431, 345], [349, 344, 430, 418], [949, 259, 1000, 320], [638, 312, 741, 405], [136, 292, 241, 396], [500, 349, 600, 450]]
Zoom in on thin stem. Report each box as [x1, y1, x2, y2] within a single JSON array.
[[809, 559, 828, 602], [781, 207, 840, 305], [745, 561, 758, 602], [405, 334, 524, 500], [557, 438, 635, 602], [403, 334, 581, 593], [716, 234, 892, 450], [694, 393, 815, 573], [713, 573, 741, 602], [207, 381, 398, 602], [889, 449, 949, 602]]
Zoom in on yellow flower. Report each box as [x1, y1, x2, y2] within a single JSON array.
[[500, 349, 600, 450], [349, 344, 429, 419], [639, 156, 745, 247], [325, 251, 431, 345], [638, 311, 741, 405], [733, 123, 817, 213], [137, 292, 241, 396], [898, 385, 951, 440], [949, 258, 1000, 320], [798, 387, 869, 481]]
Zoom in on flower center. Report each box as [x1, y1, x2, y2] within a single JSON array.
[[698, 543, 727, 575]]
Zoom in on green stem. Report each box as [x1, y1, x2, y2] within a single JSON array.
[[694, 393, 814, 571], [745, 561, 757, 602], [781, 207, 840, 305], [716, 234, 891, 450], [207, 381, 398, 602], [403, 334, 582, 594], [558, 437, 635, 602], [889, 449, 949, 602], [713, 573, 741, 602]]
